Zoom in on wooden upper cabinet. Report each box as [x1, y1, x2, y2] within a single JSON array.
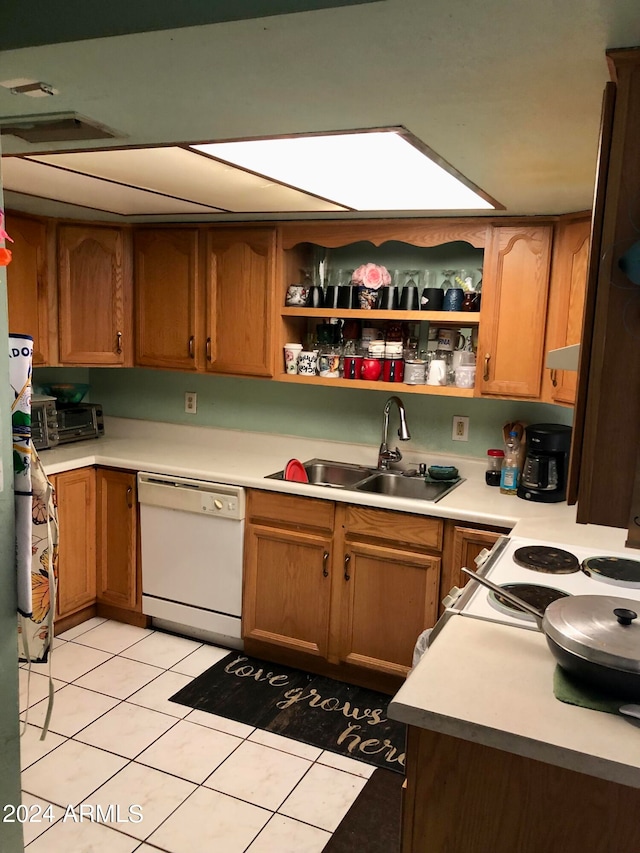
[[205, 228, 276, 377], [6, 213, 53, 365], [135, 228, 201, 370], [477, 225, 553, 398], [58, 225, 132, 365], [542, 217, 591, 406]]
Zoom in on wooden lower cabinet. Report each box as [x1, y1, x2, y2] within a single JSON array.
[[402, 726, 640, 853], [96, 468, 144, 623], [53, 468, 97, 623], [52, 466, 145, 633], [439, 521, 508, 614], [243, 490, 443, 690]]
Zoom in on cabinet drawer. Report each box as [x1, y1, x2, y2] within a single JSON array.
[[344, 505, 443, 551], [248, 489, 334, 533]]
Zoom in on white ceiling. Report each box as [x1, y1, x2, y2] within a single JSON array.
[[1, 0, 639, 222]]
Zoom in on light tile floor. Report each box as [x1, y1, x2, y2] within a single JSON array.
[[19, 619, 373, 852]]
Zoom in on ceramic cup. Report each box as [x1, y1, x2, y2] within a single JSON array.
[[437, 329, 466, 352], [455, 365, 477, 389], [452, 350, 476, 371], [297, 350, 318, 376], [361, 356, 383, 381], [285, 284, 310, 306], [426, 358, 448, 386], [442, 287, 464, 311], [283, 343, 303, 374], [358, 286, 379, 310]]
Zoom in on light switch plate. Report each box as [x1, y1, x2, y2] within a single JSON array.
[[452, 415, 469, 441], [185, 391, 197, 414]]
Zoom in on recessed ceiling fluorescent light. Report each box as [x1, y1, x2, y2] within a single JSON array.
[[192, 131, 495, 211]]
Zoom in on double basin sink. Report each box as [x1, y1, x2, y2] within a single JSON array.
[[266, 458, 463, 503]]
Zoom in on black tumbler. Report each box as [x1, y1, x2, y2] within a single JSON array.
[[399, 285, 419, 311], [306, 285, 324, 308], [421, 288, 444, 311], [324, 285, 340, 309], [378, 286, 399, 310], [337, 285, 359, 309]]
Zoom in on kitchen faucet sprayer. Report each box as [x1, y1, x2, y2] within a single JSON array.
[[378, 396, 411, 469]]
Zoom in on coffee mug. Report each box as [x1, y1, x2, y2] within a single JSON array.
[[452, 350, 476, 370], [283, 343, 303, 374], [285, 284, 310, 306], [344, 355, 363, 380], [442, 287, 464, 311], [437, 329, 466, 352], [426, 359, 447, 386], [361, 357, 383, 381], [297, 350, 318, 375]]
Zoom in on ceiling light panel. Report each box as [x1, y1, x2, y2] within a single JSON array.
[[2, 157, 220, 215], [28, 148, 348, 212], [193, 132, 494, 211]]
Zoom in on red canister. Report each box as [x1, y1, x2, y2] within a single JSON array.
[[383, 358, 405, 382], [344, 355, 363, 380]]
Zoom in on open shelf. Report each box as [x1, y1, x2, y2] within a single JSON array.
[[281, 308, 480, 324], [275, 374, 476, 396]]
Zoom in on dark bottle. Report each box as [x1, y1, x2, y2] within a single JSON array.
[[485, 449, 504, 486]]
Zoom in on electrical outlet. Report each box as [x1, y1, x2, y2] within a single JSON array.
[[452, 415, 469, 441], [185, 392, 197, 414]]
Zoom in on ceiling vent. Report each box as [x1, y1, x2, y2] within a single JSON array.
[[0, 112, 122, 143]]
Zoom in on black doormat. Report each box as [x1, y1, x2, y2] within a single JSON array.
[[323, 768, 403, 853], [169, 652, 406, 774]]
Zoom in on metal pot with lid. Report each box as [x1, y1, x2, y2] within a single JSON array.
[[462, 568, 640, 699]]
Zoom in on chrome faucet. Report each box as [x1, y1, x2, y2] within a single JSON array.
[[377, 395, 411, 470]]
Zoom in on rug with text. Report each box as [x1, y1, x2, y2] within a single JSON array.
[[169, 652, 406, 774]]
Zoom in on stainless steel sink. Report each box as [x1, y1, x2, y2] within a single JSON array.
[[265, 458, 377, 489], [265, 458, 463, 502], [355, 471, 462, 502]]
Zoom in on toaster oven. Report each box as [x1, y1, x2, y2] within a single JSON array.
[[31, 397, 104, 450], [31, 396, 60, 450]]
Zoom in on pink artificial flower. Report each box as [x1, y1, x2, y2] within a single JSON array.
[[352, 263, 391, 289]]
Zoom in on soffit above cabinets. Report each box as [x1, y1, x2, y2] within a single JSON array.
[[1, 146, 350, 216]]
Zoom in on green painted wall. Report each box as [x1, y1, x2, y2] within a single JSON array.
[[38, 367, 574, 458], [0, 179, 25, 849]]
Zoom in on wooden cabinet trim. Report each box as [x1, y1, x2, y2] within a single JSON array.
[[247, 489, 335, 532], [344, 504, 443, 551]]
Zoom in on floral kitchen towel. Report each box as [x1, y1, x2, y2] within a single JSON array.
[[9, 333, 34, 617]]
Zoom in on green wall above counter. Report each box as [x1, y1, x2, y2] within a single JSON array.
[[35, 367, 573, 458]]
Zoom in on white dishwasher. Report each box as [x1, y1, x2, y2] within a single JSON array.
[[138, 472, 245, 649]]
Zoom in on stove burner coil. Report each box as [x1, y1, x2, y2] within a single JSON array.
[[513, 545, 579, 574], [581, 556, 640, 589], [488, 583, 570, 622]]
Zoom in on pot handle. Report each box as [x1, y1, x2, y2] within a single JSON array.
[[461, 567, 545, 630]]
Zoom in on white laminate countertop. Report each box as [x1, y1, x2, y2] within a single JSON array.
[[389, 614, 640, 789], [38, 415, 629, 542]]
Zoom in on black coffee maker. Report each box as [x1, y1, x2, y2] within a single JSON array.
[[517, 423, 572, 503]]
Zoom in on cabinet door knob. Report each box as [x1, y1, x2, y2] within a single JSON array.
[[126, 485, 133, 508], [116, 331, 123, 354], [483, 353, 491, 381], [344, 553, 351, 581], [322, 550, 329, 577], [188, 336, 195, 358], [206, 337, 212, 361]]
